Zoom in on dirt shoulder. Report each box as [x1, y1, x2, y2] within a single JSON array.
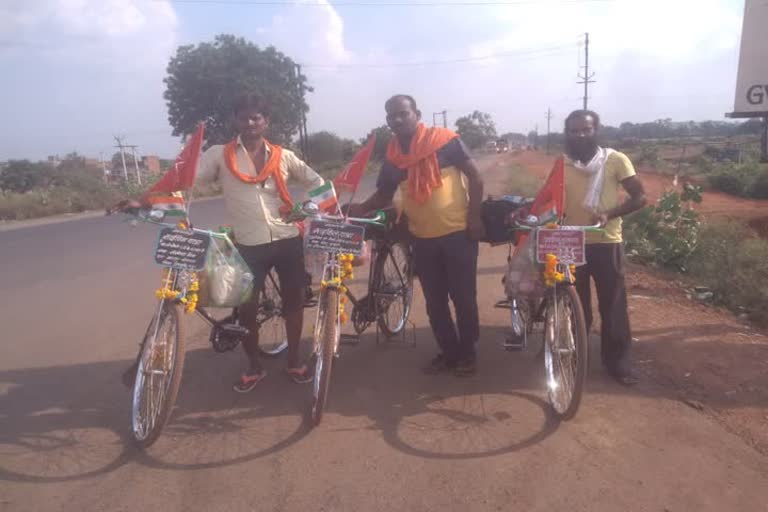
[[491, 150, 768, 456]]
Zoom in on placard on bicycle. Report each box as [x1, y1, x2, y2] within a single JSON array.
[[154, 227, 211, 271], [305, 219, 366, 256], [535, 228, 586, 266]]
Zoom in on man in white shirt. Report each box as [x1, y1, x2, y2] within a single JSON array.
[[198, 93, 325, 391], [120, 93, 324, 392]]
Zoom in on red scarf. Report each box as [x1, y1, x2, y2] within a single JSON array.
[[385, 124, 457, 203], [223, 138, 293, 213]]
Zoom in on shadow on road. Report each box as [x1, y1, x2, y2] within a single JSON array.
[[3, 317, 763, 483]]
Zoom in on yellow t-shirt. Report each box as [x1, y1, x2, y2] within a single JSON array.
[[563, 151, 636, 244], [376, 138, 471, 239]]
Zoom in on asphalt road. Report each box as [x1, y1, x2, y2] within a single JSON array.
[[1, 160, 767, 512]]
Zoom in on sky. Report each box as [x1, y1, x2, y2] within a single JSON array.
[[0, 0, 747, 160]]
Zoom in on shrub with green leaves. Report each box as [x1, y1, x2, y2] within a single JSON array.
[[624, 185, 702, 270]]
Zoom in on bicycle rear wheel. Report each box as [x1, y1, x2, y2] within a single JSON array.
[[131, 301, 186, 448], [257, 272, 288, 357], [373, 242, 414, 337], [542, 285, 588, 420], [311, 287, 339, 427]]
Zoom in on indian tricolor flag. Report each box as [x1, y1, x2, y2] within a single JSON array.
[[147, 193, 187, 217], [308, 181, 338, 212]]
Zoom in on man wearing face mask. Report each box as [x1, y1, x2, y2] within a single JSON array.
[[562, 109, 646, 386]]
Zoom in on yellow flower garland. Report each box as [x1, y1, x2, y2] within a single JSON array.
[[154, 268, 200, 314], [321, 253, 356, 323], [542, 254, 578, 287]]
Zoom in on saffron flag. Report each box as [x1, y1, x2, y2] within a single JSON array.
[[308, 181, 338, 212], [145, 123, 205, 196], [334, 135, 376, 193], [515, 156, 565, 245], [529, 156, 565, 222]]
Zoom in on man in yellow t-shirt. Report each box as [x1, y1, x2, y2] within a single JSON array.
[[349, 95, 485, 376], [563, 110, 647, 386]]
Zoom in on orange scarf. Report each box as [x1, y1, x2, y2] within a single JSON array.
[[385, 123, 457, 203], [224, 138, 293, 212]]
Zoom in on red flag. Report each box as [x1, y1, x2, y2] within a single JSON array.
[[334, 135, 376, 193], [529, 156, 565, 221], [145, 123, 205, 196], [514, 156, 565, 246]]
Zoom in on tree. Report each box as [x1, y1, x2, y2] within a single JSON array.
[[164, 34, 311, 147], [0, 160, 54, 193], [306, 131, 358, 165], [455, 111, 497, 150], [360, 125, 393, 161]]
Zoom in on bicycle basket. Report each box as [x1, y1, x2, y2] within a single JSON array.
[[197, 233, 254, 308]]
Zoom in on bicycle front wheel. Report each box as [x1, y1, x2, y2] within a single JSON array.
[[542, 285, 588, 420], [373, 242, 414, 337], [131, 301, 186, 448], [311, 287, 339, 427]]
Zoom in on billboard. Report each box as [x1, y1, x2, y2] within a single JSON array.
[[731, 0, 768, 117]]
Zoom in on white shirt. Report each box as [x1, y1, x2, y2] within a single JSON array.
[[197, 138, 325, 246]]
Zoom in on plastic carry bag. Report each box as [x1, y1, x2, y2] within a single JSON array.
[[197, 233, 254, 308], [504, 235, 544, 298]]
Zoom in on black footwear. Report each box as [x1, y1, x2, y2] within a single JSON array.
[[423, 354, 456, 374], [454, 357, 477, 377]]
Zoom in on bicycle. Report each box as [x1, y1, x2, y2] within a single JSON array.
[[495, 214, 602, 420], [112, 207, 293, 448], [288, 202, 413, 426], [347, 208, 414, 341]]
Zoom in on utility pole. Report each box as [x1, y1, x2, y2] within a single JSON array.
[[545, 108, 553, 153], [130, 146, 142, 186], [113, 135, 129, 181], [577, 32, 596, 110], [294, 64, 310, 163], [99, 151, 108, 183], [432, 110, 448, 128]]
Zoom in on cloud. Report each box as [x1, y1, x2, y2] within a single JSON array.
[[0, 0, 179, 159]]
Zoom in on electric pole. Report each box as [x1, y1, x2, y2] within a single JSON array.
[[577, 32, 596, 110], [433, 110, 447, 128], [545, 108, 553, 153], [113, 135, 129, 181], [131, 146, 142, 186], [294, 64, 310, 163]]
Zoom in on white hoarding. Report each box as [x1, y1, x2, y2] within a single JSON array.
[[732, 0, 768, 116]]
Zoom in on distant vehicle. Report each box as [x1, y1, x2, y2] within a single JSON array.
[[496, 139, 509, 153]]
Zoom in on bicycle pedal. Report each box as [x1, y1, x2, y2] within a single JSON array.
[[340, 334, 360, 345], [502, 335, 526, 352], [220, 323, 249, 335]]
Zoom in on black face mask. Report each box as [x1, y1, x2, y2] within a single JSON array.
[[565, 137, 598, 161]]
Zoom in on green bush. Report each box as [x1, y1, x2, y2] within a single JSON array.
[[708, 172, 747, 196], [624, 185, 702, 270], [749, 170, 768, 199], [706, 162, 768, 198], [689, 221, 768, 326]]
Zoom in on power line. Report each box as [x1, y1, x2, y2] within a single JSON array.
[[301, 45, 574, 69], [163, 0, 616, 6]]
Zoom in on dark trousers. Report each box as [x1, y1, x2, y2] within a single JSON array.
[[413, 231, 479, 362], [574, 243, 633, 372]]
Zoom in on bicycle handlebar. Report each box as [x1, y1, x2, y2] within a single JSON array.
[[512, 217, 603, 232]]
